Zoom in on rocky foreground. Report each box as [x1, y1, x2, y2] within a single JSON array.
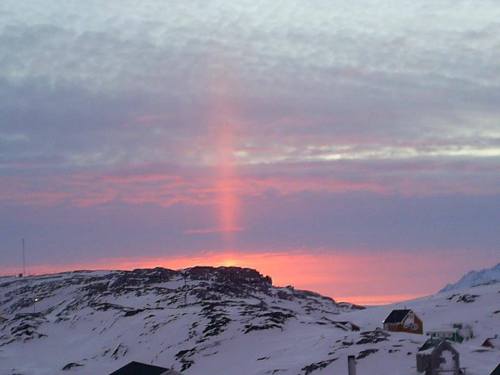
[[0, 266, 361, 374], [0, 266, 498, 375]]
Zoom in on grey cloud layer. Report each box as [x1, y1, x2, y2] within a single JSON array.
[[2, 0, 499, 86], [0, 0, 499, 270], [1, 0, 500, 168]]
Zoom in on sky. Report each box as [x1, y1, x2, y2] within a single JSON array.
[[0, 0, 499, 304]]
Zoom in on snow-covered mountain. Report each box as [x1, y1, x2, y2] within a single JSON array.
[[440, 262, 500, 293], [0, 266, 499, 375]]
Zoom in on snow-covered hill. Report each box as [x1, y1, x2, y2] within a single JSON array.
[[0, 266, 498, 375], [440, 263, 500, 293]]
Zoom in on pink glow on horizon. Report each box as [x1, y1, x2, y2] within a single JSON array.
[[0, 250, 460, 305]]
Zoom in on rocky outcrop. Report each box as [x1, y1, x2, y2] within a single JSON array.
[[0, 266, 359, 373]]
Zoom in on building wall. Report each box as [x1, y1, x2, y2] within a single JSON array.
[[417, 345, 460, 375], [384, 319, 423, 334], [416, 353, 431, 373], [430, 343, 460, 375]]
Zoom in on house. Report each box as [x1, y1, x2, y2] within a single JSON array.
[[490, 364, 500, 375], [416, 339, 461, 375], [427, 323, 473, 343], [109, 361, 181, 375], [482, 336, 500, 349], [427, 330, 462, 342], [383, 309, 423, 334], [452, 323, 473, 340]]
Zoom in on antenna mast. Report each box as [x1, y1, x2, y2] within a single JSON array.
[[22, 238, 26, 276], [183, 271, 187, 306]]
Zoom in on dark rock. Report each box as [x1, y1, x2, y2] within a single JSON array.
[[62, 362, 83, 371], [175, 348, 196, 371], [356, 329, 390, 345], [301, 358, 338, 374], [109, 268, 178, 293], [357, 349, 378, 359], [456, 294, 479, 303]]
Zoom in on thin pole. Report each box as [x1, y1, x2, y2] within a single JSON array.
[[183, 272, 187, 305], [22, 238, 26, 276]]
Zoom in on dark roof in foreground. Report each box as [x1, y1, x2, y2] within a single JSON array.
[[109, 361, 179, 375], [383, 309, 411, 323], [491, 364, 500, 375], [418, 338, 445, 352]]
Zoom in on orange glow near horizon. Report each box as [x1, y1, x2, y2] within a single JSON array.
[[1, 250, 454, 305]]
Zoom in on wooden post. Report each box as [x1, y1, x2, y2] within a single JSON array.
[[348, 355, 357, 375]]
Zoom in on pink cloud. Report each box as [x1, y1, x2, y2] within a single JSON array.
[[184, 226, 245, 235], [1, 158, 498, 209]]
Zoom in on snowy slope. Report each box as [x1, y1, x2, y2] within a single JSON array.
[[0, 267, 499, 375], [440, 263, 500, 293]]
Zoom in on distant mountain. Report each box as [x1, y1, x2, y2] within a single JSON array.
[[440, 262, 500, 293]]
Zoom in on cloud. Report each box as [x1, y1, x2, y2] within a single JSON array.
[[1, 0, 500, 171], [0, 1, 499, 296]]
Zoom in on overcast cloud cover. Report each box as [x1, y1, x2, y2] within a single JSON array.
[[0, 0, 499, 298]]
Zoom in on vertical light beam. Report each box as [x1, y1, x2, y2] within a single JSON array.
[[207, 61, 242, 248], [216, 121, 238, 235]]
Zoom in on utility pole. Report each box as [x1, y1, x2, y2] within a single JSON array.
[[22, 238, 26, 277], [183, 272, 187, 306], [348, 355, 357, 375]]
